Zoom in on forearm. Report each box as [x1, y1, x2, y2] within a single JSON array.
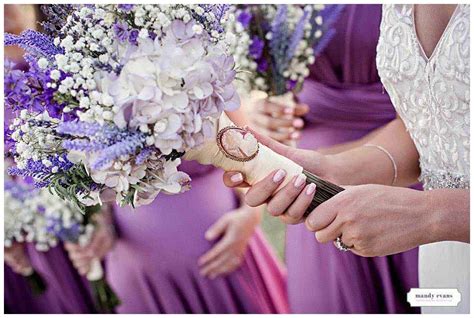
[[427, 189, 470, 243], [318, 126, 383, 155], [325, 118, 420, 186]]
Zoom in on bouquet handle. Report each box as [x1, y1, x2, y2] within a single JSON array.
[[87, 258, 120, 313], [21, 267, 47, 296], [184, 113, 344, 216]]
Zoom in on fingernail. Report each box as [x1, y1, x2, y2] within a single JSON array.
[[306, 183, 316, 195], [284, 108, 293, 114], [230, 173, 243, 183], [273, 169, 286, 183], [293, 118, 304, 128], [294, 174, 306, 188], [291, 131, 300, 139]]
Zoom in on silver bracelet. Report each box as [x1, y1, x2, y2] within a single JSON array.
[[363, 143, 398, 185]]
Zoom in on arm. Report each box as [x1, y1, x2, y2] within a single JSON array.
[[327, 117, 421, 187]]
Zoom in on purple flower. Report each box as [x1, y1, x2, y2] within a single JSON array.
[[197, 4, 230, 33], [4, 58, 66, 117], [118, 4, 134, 12], [113, 22, 129, 42], [148, 30, 157, 41], [8, 154, 74, 187], [286, 79, 297, 91], [4, 30, 63, 60], [287, 9, 309, 61], [256, 58, 268, 73], [40, 5, 75, 38], [135, 147, 158, 165], [58, 121, 148, 170], [237, 11, 252, 28], [129, 29, 139, 44], [249, 36, 265, 59]]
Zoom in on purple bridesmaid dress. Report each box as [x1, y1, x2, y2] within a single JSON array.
[[287, 5, 419, 313], [4, 263, 62, 313], [4, 245, 96, 313], [106, 161, 288, 313]]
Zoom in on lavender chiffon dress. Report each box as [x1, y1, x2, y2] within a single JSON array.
[[4, 245, 96, 313], [106, 161, 288, 313], [286, 5, 419, 313]]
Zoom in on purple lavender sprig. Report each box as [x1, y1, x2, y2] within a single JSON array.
[[40, 5, 75, 38], [5, 30, 64, 60], [269, 5, 291, 95], [8, 155, 74, 188], [58, 121, 148, 170], [287, 9, 309, 62]]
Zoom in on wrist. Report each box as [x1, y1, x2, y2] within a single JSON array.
[[322, 154, 351, 185], [424, 189, 470, 243], [239, 205, 262, 225]]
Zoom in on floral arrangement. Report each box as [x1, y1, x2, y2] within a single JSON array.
[[230, 4, 339, 96], [4, 174, 119, 311], [28, 189, 120, 312], [5, 4, 239, 211]]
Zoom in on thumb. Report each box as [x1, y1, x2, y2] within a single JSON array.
[[205, 215, 229, 241], [245, 126, 293, 160]]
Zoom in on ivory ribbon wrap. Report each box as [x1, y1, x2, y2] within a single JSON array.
[[87, 258, 104, 281], [184, 113, 302, 190]]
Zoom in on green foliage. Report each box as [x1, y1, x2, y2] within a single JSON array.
[[47, 163, 99, 213]]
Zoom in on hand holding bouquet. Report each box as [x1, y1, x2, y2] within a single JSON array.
[[4, 179, 47, 295]]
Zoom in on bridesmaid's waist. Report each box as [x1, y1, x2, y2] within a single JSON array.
[[298, 80, 396, 129]]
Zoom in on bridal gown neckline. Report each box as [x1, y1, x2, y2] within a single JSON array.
[[411, 4, 459, 62]]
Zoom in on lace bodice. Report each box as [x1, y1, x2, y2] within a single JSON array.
[[376, 4, 470, 190]]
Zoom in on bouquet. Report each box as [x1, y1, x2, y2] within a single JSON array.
[[4, 179, 47, 295], [25, 190, 120, 313], [229, 4, 344, 138], [5, 4, 239, 211]]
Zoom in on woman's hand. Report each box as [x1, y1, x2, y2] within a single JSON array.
[[244, 95, 309, 145], [222, 127, 337, 224], [198, 205, 261, 279], [64, 213, 116, 276], [5, 242, 33, 275], [306, 185, 469, 256]]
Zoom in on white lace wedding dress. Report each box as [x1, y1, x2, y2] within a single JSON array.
[[377, 4, 470, 314]]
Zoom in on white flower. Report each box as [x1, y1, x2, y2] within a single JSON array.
[[37, 58, 48, 69], [50, 70, 61, 81]]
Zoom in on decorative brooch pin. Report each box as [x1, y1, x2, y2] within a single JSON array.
[[216, 126, 259, 162]]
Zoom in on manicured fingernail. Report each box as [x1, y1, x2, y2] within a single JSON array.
[[273, 169, 286, 183], [294, 174, 306, 188], [230, 173, 243, 183], [293, 118, 304, 128], [291, 131, 300, 139], [306, 183, 316, 195], [284, 108, 293, 114]]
